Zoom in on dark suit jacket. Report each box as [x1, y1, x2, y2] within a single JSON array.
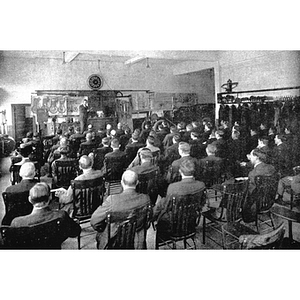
[[90, 189, 150, 249], [125, 142, 145, 165], [78, 104, 88, 122], [93, 146, 113, 170], [5, 179, 39, 194], [11, 206, 81, 239]]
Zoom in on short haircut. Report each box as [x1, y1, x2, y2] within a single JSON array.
[[215, 129, 224, 136], [251, 148, 267, 163], [140, 149, 153, 161], [258, 136, 269, 145], [191, 131, 199, 138], [186, 124, 193, 131], [147, 136, 155, 145], [110, 138, 119, 148], [173, 134, 181, 143], [29, 182, 50, 204], [178, 142, 190, 154], [206, 143, 217, 154], [102, 137, 110, 145], [79, 155, 93, 169], [169, 126, 177, 133], [179, 158, 195, 176], [122, 170, 138, 187], [19, 162, 35, 179]]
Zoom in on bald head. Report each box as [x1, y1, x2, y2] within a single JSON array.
[[121, 170, 138, 189], [19, 162, 36, 179], [79, 155, 93, 169]]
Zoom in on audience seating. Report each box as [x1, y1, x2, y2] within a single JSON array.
[[71, 176, 105, 249], [52, 159, 79, 189], [220, 180, 258, 249], [155, 193, 204, 249], [0, 218, 64, 249], [1, 191, 33, 226], [105, 204, 152, 249]]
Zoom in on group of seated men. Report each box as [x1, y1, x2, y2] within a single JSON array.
[[3, 117, 300, 248]]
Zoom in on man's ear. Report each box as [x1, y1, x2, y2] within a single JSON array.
[[28, 196, 33, 204]]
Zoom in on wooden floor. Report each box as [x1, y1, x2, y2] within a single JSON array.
[[1, 155, 300, 250]]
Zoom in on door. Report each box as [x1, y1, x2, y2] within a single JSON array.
[[12, 104, 33, 142]]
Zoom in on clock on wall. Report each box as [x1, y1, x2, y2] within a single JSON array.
[[87, 74, 103, 90]]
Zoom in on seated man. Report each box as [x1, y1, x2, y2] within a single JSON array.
[[277, 173, 300, 203], [242, 148, 277, 223], [78, 132, 98, 156], [55, 155, 103, 216], [90, 170, 150, 249], [93, 137, 113, 170], [166, 142, 199, 183], [10, 182, 81, 246], [153, 159, 205, 236], [6, 162, 38, 194]]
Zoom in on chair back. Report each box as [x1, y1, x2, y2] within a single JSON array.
[[105, 204, 151, 249], [53, 159, 78, 189], [71, 176, 105, 221], [239, 223, 285, 249], [201, 159, 224, 188], [2, 191, 33, 225], [79, 143, 97, 156], [0, 218, 64, 249], [104, 156, 126, 182], [151, 150, 160, 165], [225, 180, 249, 223], [168, 193, 203, 238], [10, 164, 22, 185], [254, 175, 279, 212], [136, 168, 160, 205], [69, 138, 82, 158]]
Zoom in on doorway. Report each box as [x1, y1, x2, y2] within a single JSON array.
[[11, 104, 33, 143]]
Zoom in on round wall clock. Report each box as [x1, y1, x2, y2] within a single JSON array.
[[87, 74, 103, 90]]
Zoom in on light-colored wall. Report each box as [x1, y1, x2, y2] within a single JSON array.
[[0, 52, 215, 129], [218, 50, 300, 93]]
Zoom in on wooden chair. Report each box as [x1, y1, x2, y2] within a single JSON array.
[[253, 175, 279, 232], [52, 159, 79, 189], [71, 176, 105, 249], [10, 164, 22, 185], [0, 218, 64, 249], [239, 223, 285, 250], [155, 193, 205, 249], [136, 168, 160, 206], [79, 143, 98, 156], [104, 156, 127, 195], [1, 191, 33, 226], [220, 180, 258, 249], [105, 205, 152, 249]]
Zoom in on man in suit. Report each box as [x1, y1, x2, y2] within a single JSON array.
[[78, 132, 98, 156], [10, 182, 81, 247], [78, 97, 90, 133], [153, 159, 205, 236], [166, 142, 200, 183], [93, 137, 113, 170], [242, 148, 277, 223], [90, 170, 150, 249], [6, 162, 38, 194], [125, 131, 145, 166], [272, 134, 291, 177], [55, 155, 103, 216]]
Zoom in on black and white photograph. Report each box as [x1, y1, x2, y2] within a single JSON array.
[[1, 1, 299, 299]]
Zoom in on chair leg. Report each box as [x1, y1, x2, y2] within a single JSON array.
[[202, 216, 206, 244], [222, 229, 226, 249], [173, 241, 176, 249], [78, 234, 80, 250], [183, 239, 187, 249]]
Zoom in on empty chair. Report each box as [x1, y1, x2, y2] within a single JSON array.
[[52, 159, 79, 189], [71, 176, 105, 249], [239, 223, 285, 249], [2, 191, 33, 226], [105, 205, 151, 249], [155, 193, 203, 249], [0, 218, 64, 249]]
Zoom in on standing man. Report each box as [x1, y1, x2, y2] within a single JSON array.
[[79, 97, 90, 133]]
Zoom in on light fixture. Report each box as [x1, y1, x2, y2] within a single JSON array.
[[146, 57, 150, 68]]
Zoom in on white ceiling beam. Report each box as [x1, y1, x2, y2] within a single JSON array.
[[63, 51, 80, 63], [124, 56, 147, 65], [172, 60, 217, 75]]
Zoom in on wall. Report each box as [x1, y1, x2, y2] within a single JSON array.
[[0, 52, 215, 133], [218, 51, 300, 93]]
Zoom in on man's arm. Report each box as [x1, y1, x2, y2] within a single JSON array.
[[90, 196, 112, 231]]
